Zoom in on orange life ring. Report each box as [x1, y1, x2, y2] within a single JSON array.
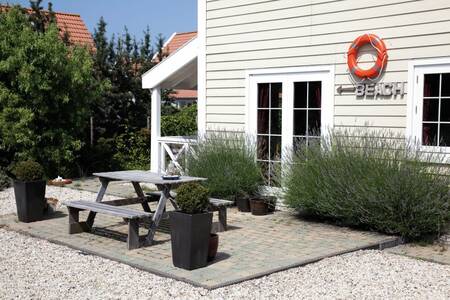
[[347, 34, 388, 80]]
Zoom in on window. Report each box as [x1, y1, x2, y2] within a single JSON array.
[[293, 81, 322, 149], [248, 66, 334, 186], [422, 73, 450, 146], [257, 83, 282, 185]]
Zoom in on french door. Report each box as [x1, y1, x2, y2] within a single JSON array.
[[248, 70, 333, 184]]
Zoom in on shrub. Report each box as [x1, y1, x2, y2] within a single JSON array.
[[284, 130, 450, 241], [186, 132, 263, 199], [113, 128, 151, 170], [0, 169, 11, 191], [12, 161, 45, 182], [161, 104, 197, 137], [176, 182, 210, 214]]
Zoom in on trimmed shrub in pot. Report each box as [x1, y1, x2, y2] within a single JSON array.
[[11, 161, 46, 223], [170, 182, 213, 270]]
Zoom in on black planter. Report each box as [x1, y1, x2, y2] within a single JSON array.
[[13, 180, 46, 223], [170, 211, 213, 270], [236, 197, 251, 212]]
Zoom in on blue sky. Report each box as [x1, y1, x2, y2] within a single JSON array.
[[6, 0, 197, 42]]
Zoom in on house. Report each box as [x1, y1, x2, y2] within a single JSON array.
[[143, 0, 450, 178], [152, 32, 198, 108], [0, 5, 94, 47]]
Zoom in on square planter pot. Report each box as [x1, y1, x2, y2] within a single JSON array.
[[13, 180, 46, 223], [170, 211, 213, 270], [235, 197, 251, 212]]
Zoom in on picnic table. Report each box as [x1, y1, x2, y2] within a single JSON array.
[[66, 171, 206, 248]]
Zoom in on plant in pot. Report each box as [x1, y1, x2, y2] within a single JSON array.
[[235, 190, 251, 212], [11, 161, 46, 223], [249, 195, 277, 216], [170, 182, 214, 270]]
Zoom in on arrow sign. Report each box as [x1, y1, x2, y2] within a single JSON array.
[[337, 85, 356, 94]]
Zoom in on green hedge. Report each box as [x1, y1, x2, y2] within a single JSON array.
[[187, 132, 263, 199], [161, 104, 197, 137], [284, 130, 450, 241]]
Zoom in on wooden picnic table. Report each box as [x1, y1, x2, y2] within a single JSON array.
[[90, 170, 206, 246]]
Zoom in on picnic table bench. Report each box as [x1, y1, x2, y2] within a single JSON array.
[[65, 200, 152, 250], [64, 171, 206, 250], [147, 191, 233, 232]]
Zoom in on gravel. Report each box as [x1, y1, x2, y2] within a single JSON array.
[[1, 187, 449, 299]]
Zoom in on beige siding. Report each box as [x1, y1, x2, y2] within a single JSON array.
[[205, 0, 450, 132]]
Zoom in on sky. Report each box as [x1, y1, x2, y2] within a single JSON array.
[[5, 0, 197, 43]]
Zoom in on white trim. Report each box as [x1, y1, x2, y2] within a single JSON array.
[[245, 65, 335, 140], [151, 32, 177, 62], [407, 57, 450, 155], [142, 37, 198, 89], [197, 0, 207, 135], [150, 88, 162, 172]]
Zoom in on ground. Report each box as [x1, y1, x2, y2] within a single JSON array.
[[0, 185, 449, 299]]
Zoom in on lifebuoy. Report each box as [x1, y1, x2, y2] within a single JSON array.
[[347, 34, 388, 80]]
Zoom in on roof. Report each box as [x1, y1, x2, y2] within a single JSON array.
[[0, 5, 94, 47], [153, 31, 197, 63], [54, 12, 94, 47], [150, 31, 198, 99], [170, 89, 197, 100]]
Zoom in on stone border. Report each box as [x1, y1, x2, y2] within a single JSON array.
[[1, 224, 402, 290]]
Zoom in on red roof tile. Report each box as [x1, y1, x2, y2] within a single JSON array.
[[171, 89, 197, 99], [0, 5, 94, 47]]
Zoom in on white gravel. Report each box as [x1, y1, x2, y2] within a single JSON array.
[[1, 187, 449, 299]]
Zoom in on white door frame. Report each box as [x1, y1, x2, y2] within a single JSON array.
[[407, 58, 450, 153], [245, 65, 335, 161]]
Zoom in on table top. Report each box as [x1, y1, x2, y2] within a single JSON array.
[[93, 170, 206, 185]]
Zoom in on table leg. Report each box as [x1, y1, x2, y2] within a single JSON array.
[[86, 178, 109, 227], [145, 184, 170, 245], [132, 181, 152, 213]]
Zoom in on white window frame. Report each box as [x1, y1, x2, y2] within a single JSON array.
[[245, 66, 335, 164], [407, 58, 450, 155]]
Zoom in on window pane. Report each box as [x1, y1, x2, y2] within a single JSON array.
[[293, 137, 307, 152], [258, 161, 270, 184], [257, 110, 269, 134], [424, 74, 440, 97], [294, 82, 307, 108], [441, 99, 450, 122], [258, 83, 269, 108], [442, 73, 450, 97], [422, 123, 438, 146], [271, 83, 282, 108], [308, 110, 321, 135], [271, 110, 282, 135], [308, 81, 322, 108], [440, 124, 450, 146], [423, 99, 439, 122], [257, 136, 269, 160], [294, 110, 307, 135], [270, 136, 282, 160]]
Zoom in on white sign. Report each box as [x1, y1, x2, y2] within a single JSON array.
[[337, 82, 406, 98]]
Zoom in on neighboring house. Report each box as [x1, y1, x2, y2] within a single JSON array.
[[143, 0, 450, 178], [0, 5, 94, 47], [152, 31, 198, 109]]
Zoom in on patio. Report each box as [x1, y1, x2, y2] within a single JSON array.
[[0, 193, 400, 290]]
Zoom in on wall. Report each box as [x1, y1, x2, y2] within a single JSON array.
[[204, 0, 450, 133]]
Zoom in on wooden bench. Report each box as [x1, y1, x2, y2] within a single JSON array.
[[147, 192, 233, 232], [65, 200, 153, 250]]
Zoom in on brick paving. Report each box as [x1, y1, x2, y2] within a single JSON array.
[[0, 204, 399, 289], [387, 243, 450, 265]]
